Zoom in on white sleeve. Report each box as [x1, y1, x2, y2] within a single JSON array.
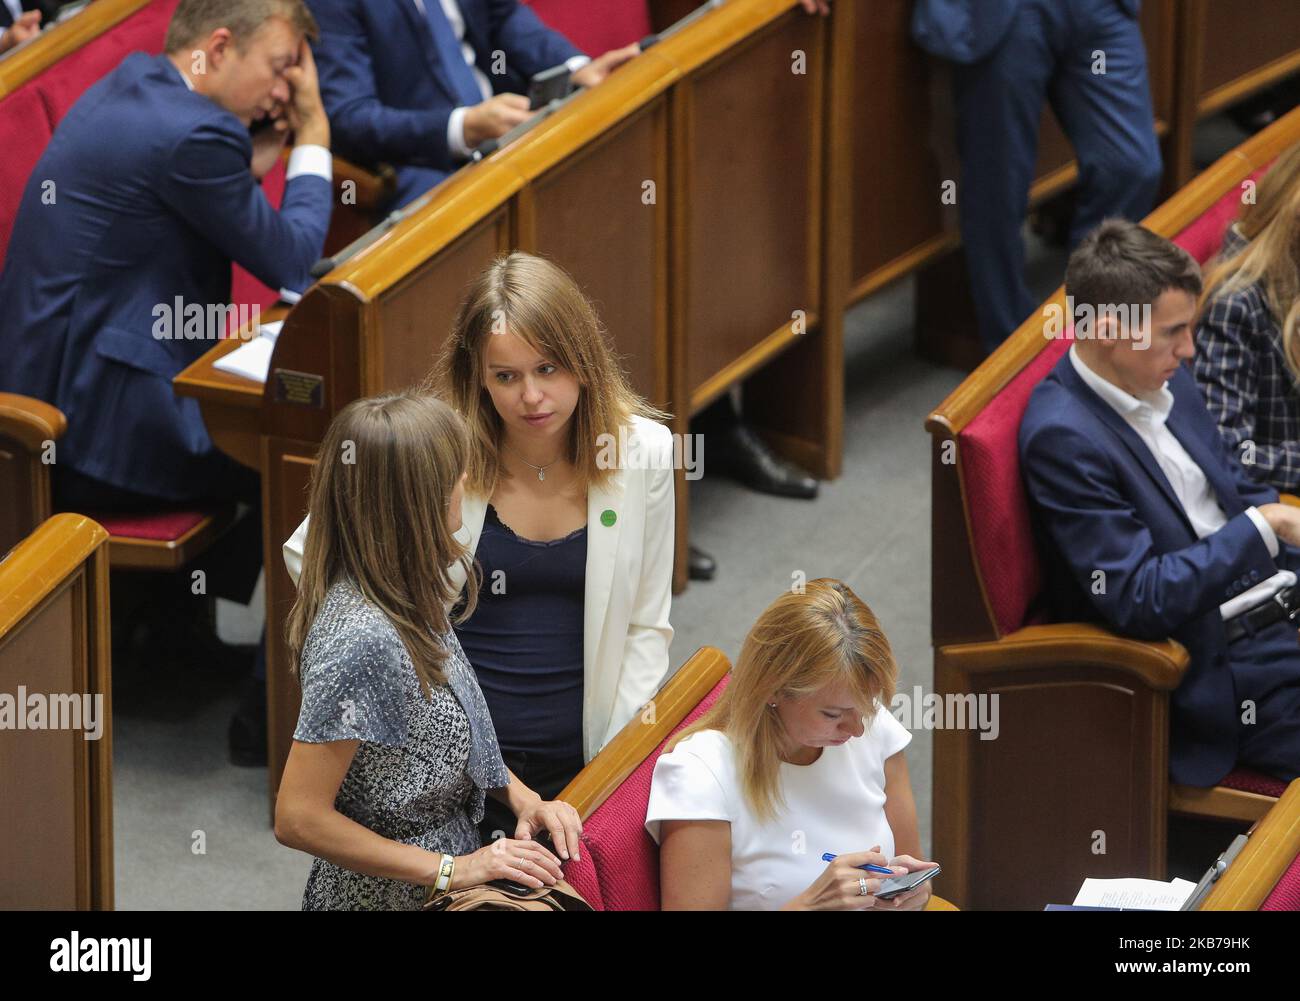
[[1245, 506, 1280, 558], [283, 514, 311, 586], [872, 704, 912, 761], [645, 744, 731, 844]]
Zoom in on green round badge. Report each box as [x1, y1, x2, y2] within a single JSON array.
[[600, 509, 617, 527]]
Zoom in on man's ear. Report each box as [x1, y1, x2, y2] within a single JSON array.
[[1094, 311, 1121, 349], [206, 28, 236, 73]]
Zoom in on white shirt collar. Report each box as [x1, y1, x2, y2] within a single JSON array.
[[1068, 344, 1173, 427]]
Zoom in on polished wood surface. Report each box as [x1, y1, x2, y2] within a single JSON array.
[[0, 0, 151, 99], [1169, 783, 1278, 824], [1202, 779, 1300, 910], [0, 393, 64, 555], [0, 513, 113, 909]]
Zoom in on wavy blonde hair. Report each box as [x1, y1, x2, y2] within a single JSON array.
[[286, 392, 479, 696], [1201, 143, 1300, 376], [430, 252, 667, 496], [671, 579, 899, 823]]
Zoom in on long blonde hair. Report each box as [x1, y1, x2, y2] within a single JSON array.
[[286, 392, 480, 696], [431, 252, 667, 496], [1201, 143, 1300, 375], [671, 580, 899, 822]]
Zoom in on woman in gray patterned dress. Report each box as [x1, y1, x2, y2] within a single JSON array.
[[274, 392, 582, 910]]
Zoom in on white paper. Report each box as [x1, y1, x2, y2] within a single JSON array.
[[211, 321, 283, 383], [1073, 877, 1196, 911]]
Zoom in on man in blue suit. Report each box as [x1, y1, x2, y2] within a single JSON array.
[[912, 0, 1163, 353], [309, 0, 640, 208], [0, 0, 333, 516], [1020, 220, 1300, 787]]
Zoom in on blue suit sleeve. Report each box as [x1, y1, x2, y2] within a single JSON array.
[[1021, 420, 1277, 639], [486, 0, 584, 78], [313, 0, 455, 169], [157, 121, 331, 294]]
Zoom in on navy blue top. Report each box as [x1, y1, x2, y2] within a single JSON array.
[[454, 505, 587, 760]]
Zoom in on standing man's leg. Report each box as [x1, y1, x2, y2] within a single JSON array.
[[953, 1, 1062, 354], [1050, 0, 1162, 250]]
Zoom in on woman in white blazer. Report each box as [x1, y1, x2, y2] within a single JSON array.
[[284, 252, 675, 843]]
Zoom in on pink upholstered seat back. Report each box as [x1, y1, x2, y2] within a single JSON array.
[[955, 178, 1264, 638], [563, 674, 730, 910], [524, 0, 653, 55]]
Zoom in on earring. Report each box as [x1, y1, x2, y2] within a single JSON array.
[[767, 702, 777, 708]]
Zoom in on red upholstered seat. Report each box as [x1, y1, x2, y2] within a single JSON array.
[[0, 86, 53, 260], [1261, 849, 1300, 911], [524, 0, 652, 55], [1218, 768, 1288, 798], [563, 674, 729, 910], [89, 509, 210, 543]]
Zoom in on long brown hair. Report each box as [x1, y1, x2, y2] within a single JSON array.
[[431, 252, 667, 496], [1201, 143, 1300, 375], [286, 392, 479, 696], [671, 580, 899, 822]]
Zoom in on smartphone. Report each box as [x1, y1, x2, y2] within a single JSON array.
[[528, 63, 572, 110], [873, 864, 941, 900], [487, 831, 561, 896]]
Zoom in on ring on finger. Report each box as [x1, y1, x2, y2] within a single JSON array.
[[858, 877, 870, 896]]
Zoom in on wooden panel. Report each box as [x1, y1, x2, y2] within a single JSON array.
[[524, 101, 669, 406], [1198, 0, 1300, 108], [377, 212, 511, 394], [262, 441, 318, 812], [682, 11, 822, 398], [0, 580, 82, 908]]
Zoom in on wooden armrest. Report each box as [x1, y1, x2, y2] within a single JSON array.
[[940, 622, 1189, 691], [1201, 779, 1300, 910], [925, 894, 959, 911], [0, 513, 107, 637], [557, 646, 731, 820], [331, 155, 396, 210], [1280, 493, 1300, 509], [0, 392, 67, 450]]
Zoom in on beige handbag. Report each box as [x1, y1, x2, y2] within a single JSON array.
[[422, 878, 593, 912]]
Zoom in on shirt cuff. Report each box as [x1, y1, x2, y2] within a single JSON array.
[[286, 144, 332, 182], [448, 107, 472, 160], [566, 54, 592, 75], [1246, 506, 1280, 558]]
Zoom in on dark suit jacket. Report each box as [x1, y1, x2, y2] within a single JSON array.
[[1019, 352, 1300, 786], [0, 53, 331, 500], [309, 0, 581, 178], [911, 0, 1141, 64]]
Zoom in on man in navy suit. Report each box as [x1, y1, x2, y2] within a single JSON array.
[[1020, 220, 1300, 787], [0, 0, 333, 517], [912, 0, 1163, 353], [308, 0, 640, 207]]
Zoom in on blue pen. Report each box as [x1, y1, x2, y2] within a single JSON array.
[[821, 852, 895, 875]]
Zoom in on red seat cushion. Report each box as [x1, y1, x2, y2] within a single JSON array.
[[90, 509, 212, 543], [563, 673, 730, 910], [524, 0, 652, 55], [0, 86, 54, 260], [1218, 768, 1288, 798], [1261, 848, 1300, 911]]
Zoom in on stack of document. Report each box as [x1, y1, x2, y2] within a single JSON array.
[[212, 321, 283, 383], [1071, 877, 1197, 910]]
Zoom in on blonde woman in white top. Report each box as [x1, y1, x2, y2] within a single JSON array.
[[285, 252, 675, 846], [646, 579, 937, 910]]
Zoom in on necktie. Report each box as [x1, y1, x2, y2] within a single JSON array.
[[421, 0, 485, 107]]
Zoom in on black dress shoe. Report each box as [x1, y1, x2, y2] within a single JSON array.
[[689, 545, 717, 581], [710, 420, 819, 499], [228, 677, 267, 767]]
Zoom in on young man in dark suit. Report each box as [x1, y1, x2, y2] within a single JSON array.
[[1019, 219, 1300, 787], [307, 0, 639, 207]]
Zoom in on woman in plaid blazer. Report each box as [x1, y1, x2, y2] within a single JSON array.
[[1194, 144, 1300, 491]]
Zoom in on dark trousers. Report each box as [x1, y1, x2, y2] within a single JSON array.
[[478, 750, 586, 845], [954, 0, 1162, 352], [1231, 621, 1300, 783]]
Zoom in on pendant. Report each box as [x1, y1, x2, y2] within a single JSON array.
[[538, 469, 545, 482]]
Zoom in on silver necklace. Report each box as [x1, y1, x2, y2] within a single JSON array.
[[506, 443, 562, 482]]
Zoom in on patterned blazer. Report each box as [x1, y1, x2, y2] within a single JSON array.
[[1194, 224, 1300, 492]]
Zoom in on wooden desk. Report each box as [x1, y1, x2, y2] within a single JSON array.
[[173, 306, 287, 473], [1202, 779, 1300, 911]]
